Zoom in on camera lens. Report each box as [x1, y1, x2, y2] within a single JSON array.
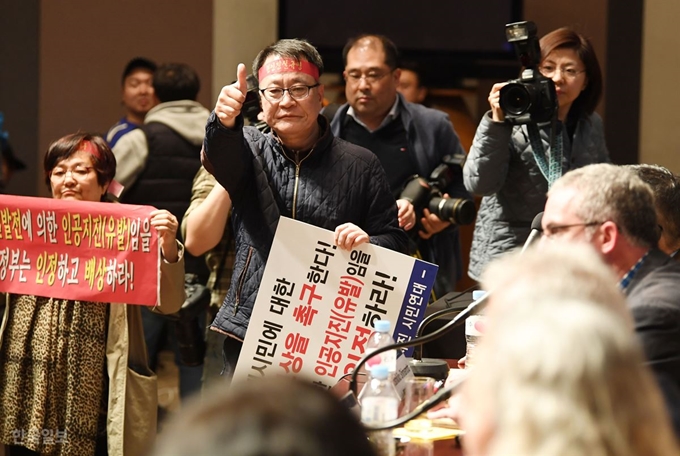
[[500, 83, 532, 116], [429, 197, 476, 225]]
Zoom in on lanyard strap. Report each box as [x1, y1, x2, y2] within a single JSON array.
[[527, 122, 563, 188]]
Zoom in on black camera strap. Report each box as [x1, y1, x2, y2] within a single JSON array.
[[527, 120, 563, 188]]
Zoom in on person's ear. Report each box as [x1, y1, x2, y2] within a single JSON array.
[[599, 220, 618, 255], [393, 68, 402, 84]]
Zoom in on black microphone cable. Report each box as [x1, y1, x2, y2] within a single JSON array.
[[348, 212, 543, 394], [412, 211, 544, 359], [411, 286, 477, 360], [348, 293, 488, 395]]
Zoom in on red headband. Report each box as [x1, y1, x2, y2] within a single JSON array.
[[79, 140, 102, 159], [76, 139, 125, 198], [258, 58, 319, 81]]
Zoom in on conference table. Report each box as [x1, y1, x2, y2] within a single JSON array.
[[433, 438, 463, 456], [396, 431, 463, 456]]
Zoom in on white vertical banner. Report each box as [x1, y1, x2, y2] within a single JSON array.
[[233, 217, 438, 388]]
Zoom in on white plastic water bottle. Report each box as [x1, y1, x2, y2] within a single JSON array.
[[360, 365, 398, 456], [365, 319, 397, 374], [465, 290, 487, 370]]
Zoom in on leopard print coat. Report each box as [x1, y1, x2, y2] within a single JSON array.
[[0, 295, 107, 455], [0, 245, 185, 456]]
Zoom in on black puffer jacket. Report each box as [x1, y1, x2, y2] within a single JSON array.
[[203, 113, 408, 340]]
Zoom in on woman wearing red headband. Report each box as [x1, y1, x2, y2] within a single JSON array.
[[0, 132, 185, 456]]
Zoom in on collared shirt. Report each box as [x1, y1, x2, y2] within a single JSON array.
[[620, 251, 650, 292], [346, 96, 400, 132]]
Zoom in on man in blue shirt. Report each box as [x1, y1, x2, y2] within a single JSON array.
[[542, 163, 680, 436]]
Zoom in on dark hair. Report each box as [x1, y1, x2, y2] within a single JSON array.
[[342, 34, 400, 70], [540, 27, 603, 117], [121, 57, 157, 86], [1, 141, 26, 171], [152, 376, 377, 456], [44, 132, 116, 195], [153, 63, 201, 102], [399, 60, 425, 87], [252, 38, 324, 83], [629, 164, 680, 247]]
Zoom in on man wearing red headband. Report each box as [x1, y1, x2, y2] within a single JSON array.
[[202, 38, 408, 376]]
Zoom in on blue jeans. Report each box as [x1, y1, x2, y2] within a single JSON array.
[[141, 306, 204, 400]]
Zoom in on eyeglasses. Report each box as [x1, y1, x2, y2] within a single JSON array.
[[542, 221, 602, 238], [259, 84, 320, 102], [50, 165, 93, 182], [345, 70, 391, 85], [538, 65, 586, 80]]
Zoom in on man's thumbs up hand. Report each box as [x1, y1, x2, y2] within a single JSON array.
[[214, 63, 248, 128]]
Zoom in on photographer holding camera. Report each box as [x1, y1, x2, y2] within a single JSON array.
[[330, 34, 474, 299], [464, 23, 610, 280]]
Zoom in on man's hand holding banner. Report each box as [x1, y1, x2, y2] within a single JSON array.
[[234, 217, 438, 388]]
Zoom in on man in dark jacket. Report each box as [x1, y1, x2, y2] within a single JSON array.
[[330, 34, 472, 300], [541, 163, 680, 434], [203, 39, 408, 375]]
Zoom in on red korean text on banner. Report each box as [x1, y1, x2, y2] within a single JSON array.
[[0, 195, 159, 305]]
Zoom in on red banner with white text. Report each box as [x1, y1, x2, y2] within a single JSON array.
[[0, 195, 159, 305]]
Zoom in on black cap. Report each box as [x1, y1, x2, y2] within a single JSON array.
[[121, 57, 157, 85]]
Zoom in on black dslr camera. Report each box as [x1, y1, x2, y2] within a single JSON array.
[[499, 21, 558, 125], [400, 154, 476, 226]]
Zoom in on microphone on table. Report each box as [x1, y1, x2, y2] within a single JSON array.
[[415, 210, 544, 345], [347, 212, 544, 394], [347, 291, 489, 395], [402, 212, 543, 378], [409, 212, 544, 374]]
